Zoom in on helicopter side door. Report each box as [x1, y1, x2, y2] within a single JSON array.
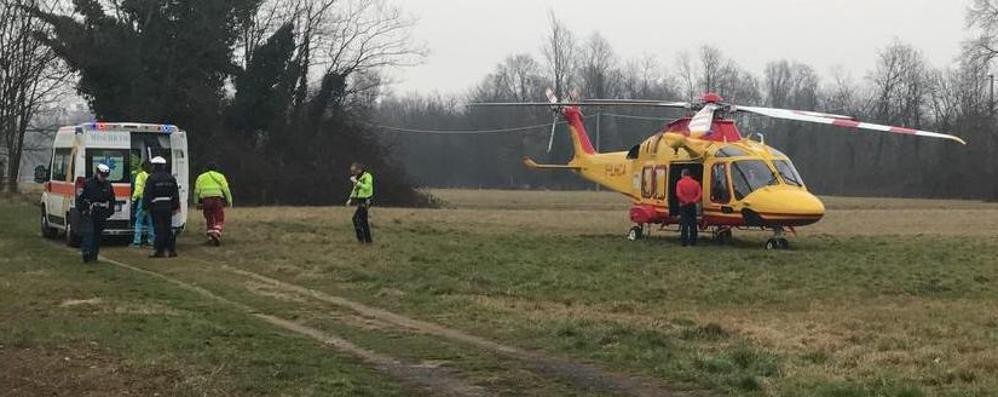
[[667, 162, 704, 217]]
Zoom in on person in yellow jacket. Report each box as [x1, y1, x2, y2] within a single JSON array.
[[194, 162, 232, 246], [130, 161, 154, 247], [346, 162, 374, 244]]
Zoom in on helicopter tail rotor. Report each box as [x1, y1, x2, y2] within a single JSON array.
[[545, 88, 559, 153]]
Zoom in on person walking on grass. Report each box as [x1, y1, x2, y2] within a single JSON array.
[[130, 160, 154, 247], [194, 162, 232, 246], [143, 156, 180, 258], [77, 163, 115, 263], [675, 168, 703, 247], [346, 162, 374, 244]]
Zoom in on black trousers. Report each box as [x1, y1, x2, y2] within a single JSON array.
[[151, 211, 176, 253], [80, 214, 106, 261], [352, 201, 372, 243], [679, 204, 698, 246]]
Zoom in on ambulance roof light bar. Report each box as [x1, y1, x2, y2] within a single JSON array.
[[79, 122, 176, 134]]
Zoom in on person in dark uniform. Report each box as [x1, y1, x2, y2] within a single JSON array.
[[77, 163, 116, 263], [675, 168, 703, 247], [143, 156, 180, 258], [346, 162, 374, 244]]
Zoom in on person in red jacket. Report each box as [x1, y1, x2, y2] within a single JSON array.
[[675, 168, 703, 246]]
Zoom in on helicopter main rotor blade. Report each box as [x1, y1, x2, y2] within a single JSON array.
[[734, 105, 856, 120], [467, 102, 576, 107], [734, 105, 967, 145], [582, 99, 692, 109], [688, 103, 719, 134], [467, 100, 691, 108]]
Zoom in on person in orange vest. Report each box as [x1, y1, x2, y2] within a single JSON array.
[[675, 168, 703, 247]]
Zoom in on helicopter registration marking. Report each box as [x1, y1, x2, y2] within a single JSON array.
[[604, 164, 626, 177]]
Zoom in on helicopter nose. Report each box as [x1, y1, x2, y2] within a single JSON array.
[[740, 186, 825, 227]]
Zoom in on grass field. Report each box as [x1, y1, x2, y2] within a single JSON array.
[[3, 188, 998, 396]]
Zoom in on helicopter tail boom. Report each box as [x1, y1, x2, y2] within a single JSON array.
[[523, 157, 582, 170], [561, 106, 597, 157]]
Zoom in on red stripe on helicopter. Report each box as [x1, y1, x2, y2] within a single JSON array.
[[562, 107, 596, 154], [832, 119, 860, 128], [889, 126, 917, 134]]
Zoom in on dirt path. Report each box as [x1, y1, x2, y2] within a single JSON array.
[[198, 259, 697, 397], [98, 256, 489, 397]]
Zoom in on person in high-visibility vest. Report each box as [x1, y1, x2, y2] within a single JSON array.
[[194, 162, 232, 246], [346, 162, 374, 244], [130, 160, 154, 247]]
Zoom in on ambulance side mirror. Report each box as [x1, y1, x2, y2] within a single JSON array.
[[33, 165, 49, 183]]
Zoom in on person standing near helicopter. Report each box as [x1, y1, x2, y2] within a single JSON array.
[[675, 168, 702, 247], [346, 162, 374, 244]]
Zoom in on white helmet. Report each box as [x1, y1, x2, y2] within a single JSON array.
[[96, 163, 111, 175], [151, 156, 167, 165]]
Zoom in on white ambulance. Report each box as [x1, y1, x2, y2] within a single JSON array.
[[36, 122, 189, 246]]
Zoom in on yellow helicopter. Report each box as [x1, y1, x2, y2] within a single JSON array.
[[475, 91, 966, 249]]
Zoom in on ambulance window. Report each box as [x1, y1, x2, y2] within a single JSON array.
[[51, 149, 71, 181], [85, 149, 129, 183], [710, 163, 730, 203]]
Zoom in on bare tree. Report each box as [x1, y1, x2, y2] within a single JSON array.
[[579, 32, 620, 99], [541, 11, 578, 100], [870, 41, 931, 127], [699, 45, 724, 93], [675, 50, 697, 101], [0, 0, 70, 193], [239, 0, 295, 69], [476, 54, 543, 102], [241, 0, 424, 108], [966, 0, 998, 66]]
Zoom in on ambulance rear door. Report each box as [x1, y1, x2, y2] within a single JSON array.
[[170, 129, 189, 229]]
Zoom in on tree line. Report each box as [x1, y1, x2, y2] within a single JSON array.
[[1, 0, 433, 206], [376, 7, 998, 200]]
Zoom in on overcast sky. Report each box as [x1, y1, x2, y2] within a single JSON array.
[[389, 0, 971, 97]]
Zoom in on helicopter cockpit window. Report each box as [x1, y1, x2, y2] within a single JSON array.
[[626, 144, 640, 159], [768, 147, 789, 158], [715, 146, 748, 158], [731, 160, 777, 200], [774, 160, 804, 187]]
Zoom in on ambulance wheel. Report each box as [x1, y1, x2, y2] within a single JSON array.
[[65, 215, 81, 248], [40, 208, 58, 239], [627, 226, 643, 241]]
